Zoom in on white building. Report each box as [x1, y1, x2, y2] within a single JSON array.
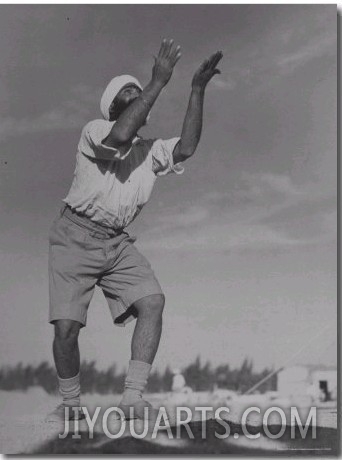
[[277, 365, 337, 402]]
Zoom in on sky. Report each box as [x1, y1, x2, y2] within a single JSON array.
[[0, 5, 337, 374]]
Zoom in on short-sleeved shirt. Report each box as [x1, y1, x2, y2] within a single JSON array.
[[63, 119, 184, 229]]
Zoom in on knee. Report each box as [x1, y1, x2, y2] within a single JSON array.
[[54, 319, 80, 345], [134, 294, 165, 318]]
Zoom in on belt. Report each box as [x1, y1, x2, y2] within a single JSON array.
[[60, 204, 124, 239]]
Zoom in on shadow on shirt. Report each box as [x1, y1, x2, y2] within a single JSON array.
[[86, 139, 154, 184]]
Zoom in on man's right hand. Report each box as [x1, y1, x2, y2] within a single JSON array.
[[151, 39, 182, 87], [104, 40, 181, 148]]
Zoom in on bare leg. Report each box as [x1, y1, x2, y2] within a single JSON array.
[[46, 320, 83, 421], [53, 319, 81, 378], [118, 294, 165, 413], [131, 294, 165, 364]]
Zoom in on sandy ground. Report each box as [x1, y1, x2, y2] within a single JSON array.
[[0, 388, 338, 455]]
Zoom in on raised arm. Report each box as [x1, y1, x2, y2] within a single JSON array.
[[104, 39, 182, 148], [173, 51, 223, 163]]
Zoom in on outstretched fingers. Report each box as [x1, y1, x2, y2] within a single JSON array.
[[157, 39, 167, 59], [158, 38, 175, 59], [165, 39, 174, 58], [208, 51, 223, 70], [159, 38, 182, 65], [170, 45, 182, 64], [200, 58, 210, 71]]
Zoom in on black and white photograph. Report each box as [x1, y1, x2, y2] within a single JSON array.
[[0, 3, 338, 456]]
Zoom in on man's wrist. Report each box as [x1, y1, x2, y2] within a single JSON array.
[[191, 85, 205, 96], [150, 77, 167, 91], [139, 78, 165, 108]]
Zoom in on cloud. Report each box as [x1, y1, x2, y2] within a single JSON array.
[[0, 84, 102, 142], [239, 172, 304, 200], [0, 110, 85, 141], [257, 173, 302, 196], [156, 204, 209, 228], [210, 76, 236, 91], [140, 220, 300, 252], [140, 208, 335, 253], [276, 34, 335, 75], [210, 17, 335, 95], [139, 170, 335, 253]]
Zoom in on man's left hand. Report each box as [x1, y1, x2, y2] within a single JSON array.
[[191, 51, 223, 90]]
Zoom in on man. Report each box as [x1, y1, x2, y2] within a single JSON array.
[[47, 39, 222, 422]]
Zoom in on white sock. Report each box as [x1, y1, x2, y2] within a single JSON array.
[[121, 360, 151, 405], [58, 372, 81, 407]]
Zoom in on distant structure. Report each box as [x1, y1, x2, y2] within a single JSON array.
[[277, 365, 337, 402], [171, 369, 192, 394]]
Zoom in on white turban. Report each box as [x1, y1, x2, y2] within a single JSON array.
[[100, 75, 143, 121]]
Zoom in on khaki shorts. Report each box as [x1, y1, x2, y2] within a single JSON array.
[[48, 205, 163, 327]]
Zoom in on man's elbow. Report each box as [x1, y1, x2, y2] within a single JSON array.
[[173, 140, 197, 163], [103, 131, 131, 149], [116, 128, 134, 145], [179, 139, 199, 159], [177, 148, 195, 161]]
